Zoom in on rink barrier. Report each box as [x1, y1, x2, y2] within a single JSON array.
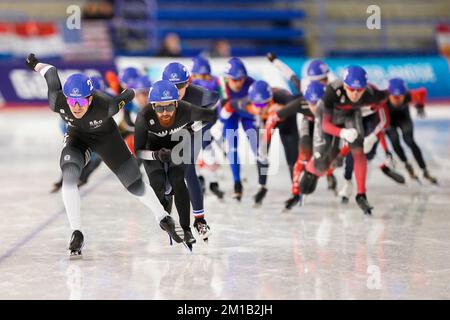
[[1, 56, 450, 107]]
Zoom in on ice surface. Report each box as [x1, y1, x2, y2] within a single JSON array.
[[0, 107, 449, 299]]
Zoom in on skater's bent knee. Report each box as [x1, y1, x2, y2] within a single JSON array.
[[127, 179, 145, 196], [116, 157, 142, 189], [61, 163, 81, 184]]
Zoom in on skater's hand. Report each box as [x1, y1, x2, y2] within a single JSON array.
[[339, 128, 358, 143], [155, 148, 172, 163], [416, 104, 426, 118], [25, 53, 39, 71], [266, 52, 277, 62], [363, 133, 378, 154]]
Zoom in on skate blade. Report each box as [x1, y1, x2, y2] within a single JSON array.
[[69, 251, 83, 260], [183, 242, 193, 252], [341, 197, 349, 204], [282, 207, 292, 213], [253, 202, 262, 208]]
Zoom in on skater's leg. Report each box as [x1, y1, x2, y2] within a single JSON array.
[[344, 153, 354, 181], [185, 133, 205, 218], [223, 116, 241, 184], [185, 164, 204, 217], [142, 160, 168, 209], [280, 131, 300, 179], [94, 127, 169, 223], [242, 118, 269, 186], [346, 113, 367, 195], [291, 122, 313, 196], [386, 127, 408, 164], [60, 135, 89, 232], [167, 164, 191, 230], [399, 115, 426, 169]]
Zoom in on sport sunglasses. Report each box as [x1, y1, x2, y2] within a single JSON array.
[[67, 97, 90, 108], [346, 87, 365, 93], [152, 102, 177, 113]]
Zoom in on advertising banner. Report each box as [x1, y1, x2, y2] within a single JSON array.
[[0, 61, 117, 105], [284, 56, 450, 100]]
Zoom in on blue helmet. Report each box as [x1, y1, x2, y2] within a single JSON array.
[[307, 59, 329, 81], [248, 80, 273, 105], [129, 75, 152, 92], [191, 56, 211, 75], [304, 81, 326, 104], [388, 78, 407, 96], [148, 80, 179, 103], [119, 67, 140, 86], [89, 75, 106, 91], [162, 62, 190, 84], [342, 65, 368, 89], [224, 57, 247, 79], [63, 73, 94, 98]]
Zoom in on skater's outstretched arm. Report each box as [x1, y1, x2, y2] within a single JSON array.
[[267, 52, 301, 93], [107, 88, 135, 117], [187, 102, 218, 124], [276, 96, 312, 119], [26, 53, 63, 112]]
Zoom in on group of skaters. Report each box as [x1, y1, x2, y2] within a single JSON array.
[[25, 51, 438, 257]]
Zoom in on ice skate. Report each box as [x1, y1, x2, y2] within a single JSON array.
[[193, 217, 211, 242], [338, 179, 353, 204], [232, 182, 243, 201], [405, 162, 421, 184], [159, 216, 183, 243], [423, 169, 438, 185], [283, 194, 303, 212], [209, 182, 224, 200], [183, 227, 196, 252], [69, 230, 84, 259], [253, 186, 267, 207], [355, 193, 373, 215], [380, 165, 405, 184]]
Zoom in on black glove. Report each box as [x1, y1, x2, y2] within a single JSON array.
[[25, 53, 39, 71], [416, 104, 425, 118], [266, 52, 277, 62], [155, 148, 172, 163]]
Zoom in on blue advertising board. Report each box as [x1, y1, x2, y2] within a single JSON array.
[[283, 56, 450, 100], [0, 61, 117, 105]]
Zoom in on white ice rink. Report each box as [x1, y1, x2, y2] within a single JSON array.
[[0, 106, 449, 300]]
